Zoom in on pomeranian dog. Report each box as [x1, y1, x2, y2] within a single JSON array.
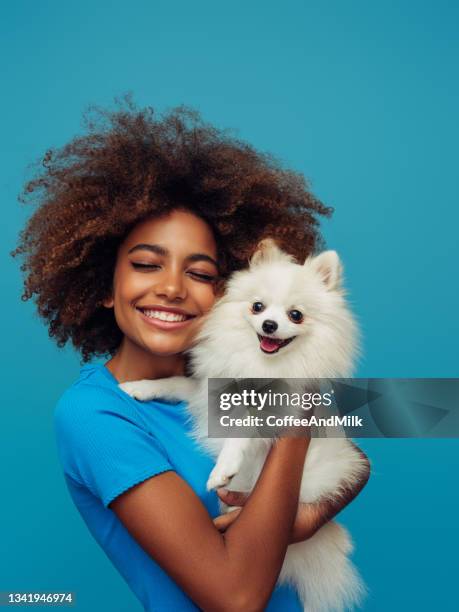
[[121, 240, 369, 611]]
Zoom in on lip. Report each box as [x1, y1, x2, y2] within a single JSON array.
[[257, 334, 295, 354], [136, 305, 197, 331]]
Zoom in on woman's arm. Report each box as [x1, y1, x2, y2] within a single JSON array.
[[214, 444, 371, 543], [292, 444, 370, 542], [110, 437, 310, 612]]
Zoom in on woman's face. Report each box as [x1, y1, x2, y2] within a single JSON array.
[[105, 209, 219, 360]]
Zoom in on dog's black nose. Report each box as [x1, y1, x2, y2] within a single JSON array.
[[262, 319, 278, 334]]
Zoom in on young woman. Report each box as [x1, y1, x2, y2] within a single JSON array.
[[15, 102, 370, 611]]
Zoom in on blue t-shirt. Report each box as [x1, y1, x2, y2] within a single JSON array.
[[54, 364, 302, 611]]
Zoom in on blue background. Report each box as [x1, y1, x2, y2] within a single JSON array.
[[2, 0, 458, 610]]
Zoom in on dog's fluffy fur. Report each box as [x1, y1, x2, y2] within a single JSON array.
[[121, 240, 368, 611]]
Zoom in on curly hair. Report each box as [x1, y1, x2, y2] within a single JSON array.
[[13, 98, 333, 361]]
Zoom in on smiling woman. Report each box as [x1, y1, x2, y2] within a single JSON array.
[[12, 100, 369, 612]]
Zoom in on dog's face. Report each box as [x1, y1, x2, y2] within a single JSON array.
[[244, 263, 313, 355], [224, 240, 345, 358], [193, 239, 358, 379]]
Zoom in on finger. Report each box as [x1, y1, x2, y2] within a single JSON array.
[[213, 508, 242, 532], [216, 489, 250, 507]]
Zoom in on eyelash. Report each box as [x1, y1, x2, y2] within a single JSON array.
[[131, 262, 216, 282]]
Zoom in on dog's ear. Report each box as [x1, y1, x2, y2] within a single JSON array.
[[308, 250, 343, 290], [250, 238, 291, 265]]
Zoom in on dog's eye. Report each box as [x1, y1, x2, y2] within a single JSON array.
[[252, 302, 265, 314], [288, 309, 304, 323]]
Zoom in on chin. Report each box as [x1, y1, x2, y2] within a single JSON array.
[[140, 339, 186, 358]]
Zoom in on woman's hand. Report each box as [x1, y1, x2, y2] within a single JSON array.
[[214, 446, 370, 544], [214, 490, 321, 543]]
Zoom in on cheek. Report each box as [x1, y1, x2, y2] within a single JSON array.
[[114, 271, 147, 304], [244, 312, 264, 334], [195, 285, 218, 312]]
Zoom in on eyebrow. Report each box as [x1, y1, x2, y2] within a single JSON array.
[[127, 243, 218, 268]]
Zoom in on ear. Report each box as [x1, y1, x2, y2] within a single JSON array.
[[308, 250, 343, 290], [250, 238, 291, 266], [102, 295, 114, 308]]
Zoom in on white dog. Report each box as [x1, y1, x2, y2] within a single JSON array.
[[121, 240, 369, 611]]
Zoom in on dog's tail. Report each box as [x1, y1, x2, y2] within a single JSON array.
[[280, 521, 367, 611]]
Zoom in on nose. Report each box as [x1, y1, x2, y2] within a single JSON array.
[[153, 269, 187, 302], [262, 319, 278, 334]]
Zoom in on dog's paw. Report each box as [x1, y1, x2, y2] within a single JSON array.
[[207, 470, 235, 491], [119, 380, 158, 401], [206, 460, 241, 491]]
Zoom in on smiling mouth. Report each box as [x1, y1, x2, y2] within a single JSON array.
[[257, 334, 295, 354], [135, 306, 197, 330], [137, 307, 195, 322]]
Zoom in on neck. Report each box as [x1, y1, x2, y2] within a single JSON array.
[[105, 337, 185, 383]]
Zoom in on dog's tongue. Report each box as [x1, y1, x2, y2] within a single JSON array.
[[260, 336, 283, 353]]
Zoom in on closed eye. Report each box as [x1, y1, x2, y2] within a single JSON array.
[[187, 271, 217, 283], [131, 262, 161, 270]]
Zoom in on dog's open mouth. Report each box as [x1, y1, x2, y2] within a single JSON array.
[[257, 334, 295, 354]]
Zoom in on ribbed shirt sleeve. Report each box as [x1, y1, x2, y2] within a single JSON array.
[[54, 385, 174, 508]]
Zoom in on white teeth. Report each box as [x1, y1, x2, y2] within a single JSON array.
[[142, 309, 188, 322]]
